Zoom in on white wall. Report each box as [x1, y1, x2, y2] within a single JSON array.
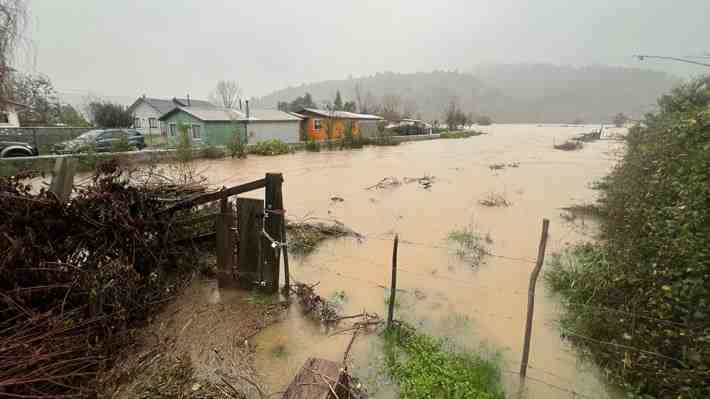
[[0, 104, 21, 128], [131, 101, 163, 136], [246, 121, 300, 144]]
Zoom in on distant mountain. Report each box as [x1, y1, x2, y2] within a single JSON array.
[[255, 66, 679, 123]]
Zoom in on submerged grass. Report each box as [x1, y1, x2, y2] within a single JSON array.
[[383, 322, 504, 399], [440, 130, 485, 139], [447, 225, 492, 266]]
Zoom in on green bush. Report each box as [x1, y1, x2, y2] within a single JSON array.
[[546, 76, 710, 398], [384, 323, 504, 399], [175, 123, 193, 163], [249, 139, 292, 156], [304, 138, 320, 152], [226, 130, 247, 158]]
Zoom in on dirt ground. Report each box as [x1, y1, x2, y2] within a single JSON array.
[[100, 277, 289, 399]]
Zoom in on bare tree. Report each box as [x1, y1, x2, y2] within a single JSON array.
[[209, 80, 242, 109], [381, 93, 402, 121], [0, 0, 27, 102], [402, 98, 418, 119]]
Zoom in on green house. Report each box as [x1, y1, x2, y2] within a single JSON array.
[[158, 106, 246, 146]]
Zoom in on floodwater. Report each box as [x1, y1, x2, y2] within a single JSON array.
[[194, 124, 625, 398]]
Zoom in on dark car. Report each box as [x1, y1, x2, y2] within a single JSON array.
[[0, 141, 39, 158], [53, 129, 145, 154]]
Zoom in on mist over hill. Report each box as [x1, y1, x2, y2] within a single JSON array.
[[255, 65, 679, 123]]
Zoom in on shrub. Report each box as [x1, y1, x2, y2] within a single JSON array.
[[546, 76, 710, 397], [304, 138, 320, 152], [226, 130, 247, 158], [249, 139, 292, 156], [175, 123, 193, 163], [111, 134, 133, 153]]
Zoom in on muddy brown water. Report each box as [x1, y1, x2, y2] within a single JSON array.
[[179, 124, 625, 399]]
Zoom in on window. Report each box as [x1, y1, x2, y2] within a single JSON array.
[[169, 123, 177, 137], [0, 112, 8, 124], [191, 124, 201, 139], [313, 119, 322, 131], [134, 117, 141, 128], [149, 117, 158, 128]]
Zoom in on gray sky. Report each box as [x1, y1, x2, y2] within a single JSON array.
[[23, 0, 710, 102]]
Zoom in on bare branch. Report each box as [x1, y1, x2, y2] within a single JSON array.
[[210, 80, 242, 109]]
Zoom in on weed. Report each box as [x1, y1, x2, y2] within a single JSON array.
[[111, 134, 133, 153], [447, 225, 490, 266], [330, 290, 348, 307], [226, 130, 247, 158], [478, 192, 511, 207], [271, 344, 289, 358], [383, 322, 504, 399], [201, 145, 225, 159], [304, 138, 320, 152], [246, 290, 273, 305]]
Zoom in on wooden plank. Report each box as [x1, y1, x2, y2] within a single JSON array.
[[281, 358, 344, 399], [159, 178, 266, 214], [216, 199, 235, 277], [237, 197, 263, 287], [262, 173, 283, 293], [49, 157, 77, 203]]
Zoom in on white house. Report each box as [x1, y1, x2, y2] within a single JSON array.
[[127, 96, 215, 136], [239, 109, 302, 144], [0, 100, 23, 128]]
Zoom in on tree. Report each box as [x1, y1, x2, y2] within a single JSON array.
[[402, 98, 418, 119], [343, 101, 356, 112], [0, 0, 27, 103], [209, 80, 242, 109], [11, 73, 58, 126], [58, 104, 90, 127], [444, 98, 468, 130], [381, 93, 402, 121], [333, 90, 343, 110], [88, 101, 132, 128], [613, 112, 628, 127], [279, 92, 316, 112], [476, 115, 493, 126], [277, 101, 289, 112]]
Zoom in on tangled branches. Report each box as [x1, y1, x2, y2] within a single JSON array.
[[0, 160, 207, 397]]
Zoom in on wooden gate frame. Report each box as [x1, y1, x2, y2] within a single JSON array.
[[162, 173, 284, 293]]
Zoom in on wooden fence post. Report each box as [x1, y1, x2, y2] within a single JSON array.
[[387, 234, 399, 328], [520, 218, 550, 378], [262, 173, 284, 293], [49, 157, 76, 203]]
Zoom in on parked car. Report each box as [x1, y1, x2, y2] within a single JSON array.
[[52, 129, 145, 154], [0, 141, 39, 158]]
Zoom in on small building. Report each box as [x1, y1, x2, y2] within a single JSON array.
[[241, 109, 302, 144], [128, 96, 216, 136], [0, 99, 24, 128], [387, 118, 433, 135], [158, 106, 245, 146], [293, 108, 383, 141]]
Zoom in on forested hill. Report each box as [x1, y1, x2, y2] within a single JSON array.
[[255, 66, 679, 123]]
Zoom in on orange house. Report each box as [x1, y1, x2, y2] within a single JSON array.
[[293, 108, 383, 142]]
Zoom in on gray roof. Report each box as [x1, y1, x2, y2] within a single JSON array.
[[298, 108, 383, 120], [237, 109, 302, 122], [129, 96, 216, 115]]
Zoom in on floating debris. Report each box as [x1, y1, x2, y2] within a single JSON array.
[[365, 176, 402, 190], [330, 196, 345, 203], [554, 140, 584, 151], [286, 218, 363, 254], [404, 174, 436, 189], [478, 192, 512, 207]]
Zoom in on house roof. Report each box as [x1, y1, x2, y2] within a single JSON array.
[[128, 96, 215, 115], [237, 109, 302, 122], [296, 108, 383, 120], [159, 106, 243, 122]]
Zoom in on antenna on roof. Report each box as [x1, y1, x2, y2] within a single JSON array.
[[239, 99, 243, 111], [245, 100, 250, 119], [186, 93, 191, 106]]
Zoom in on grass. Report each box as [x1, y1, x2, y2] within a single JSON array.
[[447, 225, 492, 266], [246, 290, 274, 305], [440, 130, 484, 139], [383, 322, 504, 399]]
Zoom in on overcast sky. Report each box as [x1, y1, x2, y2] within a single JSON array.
[[22, 0, 710, 102]]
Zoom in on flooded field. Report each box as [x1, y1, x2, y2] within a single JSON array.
[[179, 124, 625, 398]]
